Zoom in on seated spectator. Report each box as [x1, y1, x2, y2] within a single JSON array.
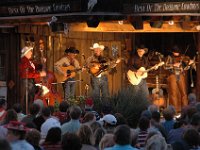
[[26, 128, 43, 150], [77, 124, 97, 150], [13, 103, 26, 121], [82, 112, 96, 125], [167, 120, 188, 144], [99, 133, 115, 150], [136, 116, 150, 148], [5, 121, 34, 150], [53, 101, 69, 124], [0, 99, 7, 124], [61, 132, 82, 150], [0, 139, 11, 150], [100, 114, 117, 133], [104, 124, 138, 150], [0, 109, 17, 139], [40, 107, 61, 141], [162, 108, 175, 135], [114, 113, 127, 125], [145, 134, 173, 150], [42, 127, 62, 150], [21, 103, 40, 128], [93, 127, 106, 149], [61, 105, 82, 135]]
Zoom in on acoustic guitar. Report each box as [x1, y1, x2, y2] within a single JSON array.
[[127, 61, 164, 85], [54, 65, 82, 82], [89, 58, 122, 76], [152, 75, 165, 107]]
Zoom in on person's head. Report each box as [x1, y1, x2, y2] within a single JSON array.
[[45, 127, 61, 144], [138, 116, 150, 131], [183, 128, 200, 148], [102, 114, 117, 127], [162, 108, 174, 121], [65, 47, 78, 59], [114, 113, 127, 125], [136, 44, 148, 58], [13, 103, 23, 113], [41, 107, 51, 119], [113, 124, 131, 145], [90, 43, 104, 57], [99, 133, 115, 150], [93, 127, 106, 146], [0, 98, 7, 109], [0, 139, 11, 150], [3, 109, 17, 125], [62, 132, 82, 150], [171, 45, 181, 56], [59, 101, 69, 112], [26, 129, 41, 147], [69, 105, 82, 120], [29, 103, 40, 116], [21, 46, 33, 59], [77, 124, 93, 145], [82, 112, 96, 123]]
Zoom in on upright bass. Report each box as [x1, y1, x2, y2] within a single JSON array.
[[34, 40, 62, 106]]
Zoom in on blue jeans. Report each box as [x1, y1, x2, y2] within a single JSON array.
[[132, 79, 149, 100], [90, 75, 109, 102], [65, 78, 76, 100]]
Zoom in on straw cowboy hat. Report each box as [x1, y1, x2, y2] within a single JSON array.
[[90, 43, 105, 50], [136, 44, 148, 54], [21, 46, 33, 57]]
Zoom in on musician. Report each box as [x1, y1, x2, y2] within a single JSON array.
[[85, 43, 120, 103], [128, 44, 149, 100], [19, 46, 46, 112], [54, 47, 81, 101], [165, 45, 193, 112]]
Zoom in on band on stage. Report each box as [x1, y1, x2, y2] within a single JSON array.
[[19, 41, 197, 113]]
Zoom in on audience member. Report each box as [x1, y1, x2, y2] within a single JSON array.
[[40, 107, 61, 141], [61, 105, 82, 135], [13, 103, 26, 121], [104, 124, 138, 150], [0, 99, 7, 124], [99, 133, 115, 150], [0, 139, 11, 150], [5, 121, 34, 150], [61, 132, 82, 150], [77, 124, 97, 150], [42, 127, 62, 150], [26, 128, 43, 150], [53, 101, 69, 124]]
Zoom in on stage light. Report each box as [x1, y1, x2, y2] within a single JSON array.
[[130, 16, 143, 30], [150, 21, 163, 28], [168, 20, 174, 25], [86, 16, 100, 28]]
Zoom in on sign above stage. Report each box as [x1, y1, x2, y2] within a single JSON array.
[[124, 1, 200, 14], [0, 0, 199, 18]]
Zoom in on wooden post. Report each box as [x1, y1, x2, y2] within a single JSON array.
[[197, 32, 200, 101]]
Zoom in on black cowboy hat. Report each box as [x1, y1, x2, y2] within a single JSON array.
[[171, 45, 181, 53], [136, 44, 148, 54], [65, 47, 79, 54]]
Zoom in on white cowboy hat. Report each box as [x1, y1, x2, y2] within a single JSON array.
[[90, 43, 104, 50], [21, 46, 33, 58]]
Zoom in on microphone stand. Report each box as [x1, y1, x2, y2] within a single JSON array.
[[25, 68, 29, 114]]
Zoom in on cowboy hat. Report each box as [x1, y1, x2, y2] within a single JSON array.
[[21, 46, 33, 58], [90, 43, 105, 50], [65, 47, 79, 54], [136, 44, 148, 54]]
